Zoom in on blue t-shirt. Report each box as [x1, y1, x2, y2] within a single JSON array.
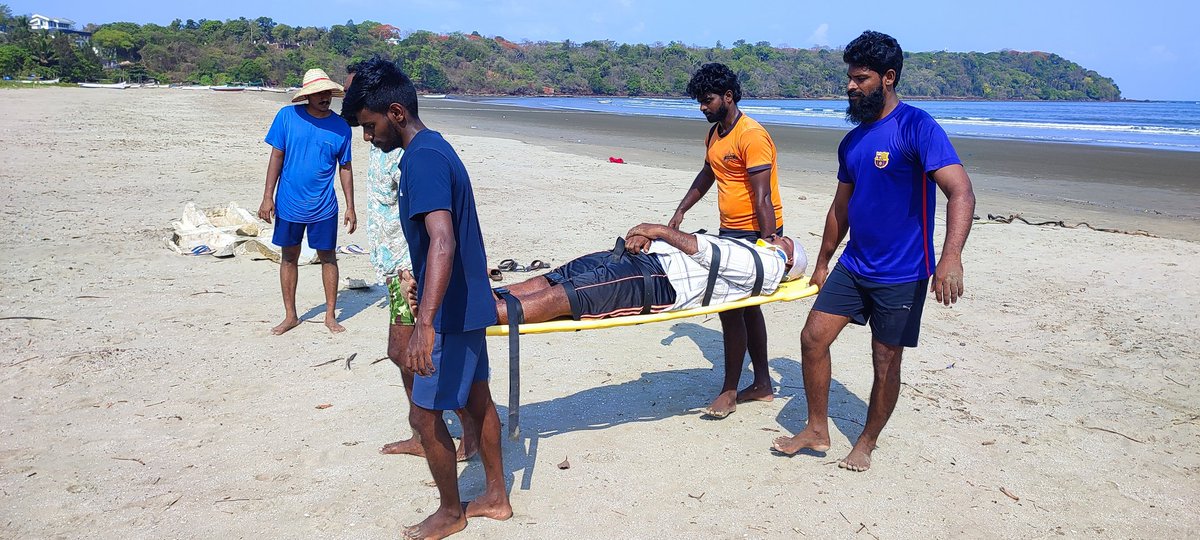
[[836, 102, 961, 283], [264, 105, 353, 223], [398, 130, 497, 333]]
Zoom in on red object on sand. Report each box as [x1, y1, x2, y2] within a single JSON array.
[[608, 157, 625, 164]]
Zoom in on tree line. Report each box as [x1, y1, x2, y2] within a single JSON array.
[[0, 8, 1122, 101]]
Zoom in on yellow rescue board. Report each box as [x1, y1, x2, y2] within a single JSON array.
[[486, 277, 818, 336]]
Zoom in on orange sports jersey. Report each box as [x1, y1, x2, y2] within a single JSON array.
[[704, 114, 783, 231]]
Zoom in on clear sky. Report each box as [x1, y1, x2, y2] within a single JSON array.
[[8, 0, 1196, 100]]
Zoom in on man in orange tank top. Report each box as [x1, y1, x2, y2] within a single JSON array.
[[668, 63, 786, 419]]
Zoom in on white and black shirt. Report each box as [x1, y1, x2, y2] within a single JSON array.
[[648, 234, 787, 311]]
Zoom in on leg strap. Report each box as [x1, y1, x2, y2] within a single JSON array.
[[494, 288, 523, 440]]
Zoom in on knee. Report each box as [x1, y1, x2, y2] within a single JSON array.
[[280, 248, 301, 265], [408, 406, 435, 434], [800, 326, 825, 353], [317, 251, 337, 265]]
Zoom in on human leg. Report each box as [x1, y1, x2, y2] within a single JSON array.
[[271, 244, 302, 335], [404, 331, 486, 539], [839, 339, 902, 472], [835, 275, 927, 471], [462, 380, 512, 521], [316, 249, 344, 333], [771, 309, 850, 454], [705, 307, 748, 418], [306, 215, 343, 333], [405, 403, 466, 540], [382, 278, 476, 461], [736, 305, 775, 403]]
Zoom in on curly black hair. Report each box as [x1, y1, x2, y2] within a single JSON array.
[[685, 62, 741, 103], [843, 31, 904, 88], [340, 55, 417, 126]]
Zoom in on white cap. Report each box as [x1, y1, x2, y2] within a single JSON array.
[[783, 237, 807, 282]]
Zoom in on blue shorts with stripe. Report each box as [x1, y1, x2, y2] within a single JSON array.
[[543, 250, 676, 320]]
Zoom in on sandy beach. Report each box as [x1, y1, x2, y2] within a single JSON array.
[[1, 87, 1197, 539]]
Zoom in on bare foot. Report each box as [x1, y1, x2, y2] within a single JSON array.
[[325, 316, 346, 333], [703, 390, 737, 419], [736, 382, 775, 403], [271, 317, 301, 335], [380, 437, 424, 457], [381, 437, 476, 463], [403, 508, 466, 540], [771, 426, 831, 455], [837, 441, 875, 472], [464, 491, 513, 521]]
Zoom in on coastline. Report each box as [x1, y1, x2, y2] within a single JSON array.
[[425, 98, 1200, 240], [1, 88, 1197, 538]]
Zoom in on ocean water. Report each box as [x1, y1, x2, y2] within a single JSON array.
[[481, 96, 1200, 153]]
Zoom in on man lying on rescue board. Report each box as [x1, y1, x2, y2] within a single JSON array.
[[485, 223, 808, 325]]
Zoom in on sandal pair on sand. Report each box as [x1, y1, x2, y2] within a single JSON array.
[[489, 259, 550, 281]]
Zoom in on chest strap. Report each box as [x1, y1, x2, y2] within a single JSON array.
[[702, 241, 723, 307], [729, 239, 765, 296]]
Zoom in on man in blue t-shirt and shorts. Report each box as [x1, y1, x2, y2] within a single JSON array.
[[341, 57, 511, 539], [772, 31, 977, 472], [258, 68, 356, 335]]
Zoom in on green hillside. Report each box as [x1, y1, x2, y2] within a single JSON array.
[[0, 9, 1122, 100]]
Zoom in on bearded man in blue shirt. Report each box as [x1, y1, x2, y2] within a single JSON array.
[[772, 31, 977, 472]]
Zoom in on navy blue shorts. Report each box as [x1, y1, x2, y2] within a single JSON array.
[[543, 249, 676, 320], [272, 214, 338, 251], [812, 262, 929, 347], [410, 329, 490, 411]]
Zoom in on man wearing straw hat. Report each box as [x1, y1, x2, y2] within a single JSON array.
[[258, 68, 357, 335]]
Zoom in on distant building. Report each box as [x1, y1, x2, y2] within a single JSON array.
[[28, 13, 91, 45], [29, 14, 76, 31]]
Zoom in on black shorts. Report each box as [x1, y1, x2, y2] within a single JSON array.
[[717, 226, 784, 242], [812, 262, 929, 347], [543, 250, 676, 320]]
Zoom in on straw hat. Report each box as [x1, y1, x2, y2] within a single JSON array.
[[291, 68, 345, 102]]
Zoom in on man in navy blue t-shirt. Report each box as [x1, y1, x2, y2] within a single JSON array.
[[258, 68, 356, 335], [772, 31, 977, 472], [341, 57, 510, 539]]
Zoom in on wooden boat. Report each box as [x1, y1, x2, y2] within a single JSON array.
[[210, 86, 245, 92]]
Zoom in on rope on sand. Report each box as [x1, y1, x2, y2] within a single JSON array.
[[980, 214, 1158, 237]]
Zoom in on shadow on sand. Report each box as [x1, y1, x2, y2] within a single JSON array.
[[450, 321, 867, 497]]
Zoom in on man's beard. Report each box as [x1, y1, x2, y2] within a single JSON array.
[[704, 102, 728, 123], [846, 85, 886, 125], [374, 118, 405, 152]]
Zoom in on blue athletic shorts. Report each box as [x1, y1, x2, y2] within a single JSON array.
[[272, 214, 338, 251], [812, 262, 929, 347], [411, 329, 490, 411], [543, 249, 675, 320]]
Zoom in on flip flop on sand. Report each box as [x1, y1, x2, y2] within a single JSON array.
[[497, 259, 521, 272], [527, 259, 550, 271], [189, 245, 214, 256], [489, 268, 503, 281], [337, 244, 367, 255]]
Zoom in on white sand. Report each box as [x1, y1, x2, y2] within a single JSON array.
[[1, 88, 1197, 538]]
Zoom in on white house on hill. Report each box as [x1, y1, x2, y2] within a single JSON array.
[[29, 14, 76, 31]]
